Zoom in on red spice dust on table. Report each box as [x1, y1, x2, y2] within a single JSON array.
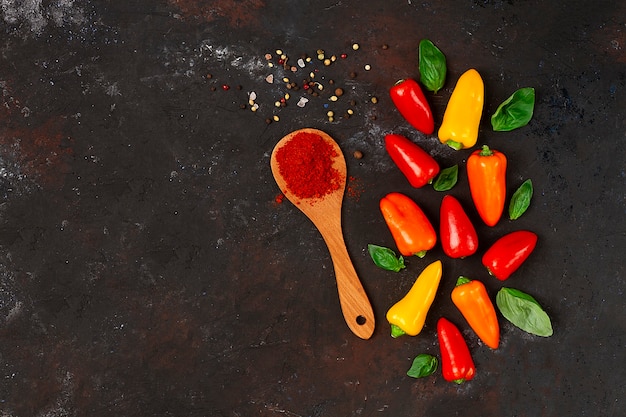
[[275, 131, 343, 200], [346, 175, 364, 201], [274, 193, 285, 205]]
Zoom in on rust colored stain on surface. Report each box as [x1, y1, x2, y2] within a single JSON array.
[[1, 80, 73, 190], [168, 0, 265, 28], [0, 118, 73, 189]]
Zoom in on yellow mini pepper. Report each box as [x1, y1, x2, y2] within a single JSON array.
[[438, 68, 484, 150], [386, 260, 443, 337]]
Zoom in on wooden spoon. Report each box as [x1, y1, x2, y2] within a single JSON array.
[[270, 128, 375, 339]]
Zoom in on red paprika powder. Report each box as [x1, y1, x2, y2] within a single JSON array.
[[275, 131, 343, 199]]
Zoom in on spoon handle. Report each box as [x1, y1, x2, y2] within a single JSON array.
[[318, 222, 376, 340]]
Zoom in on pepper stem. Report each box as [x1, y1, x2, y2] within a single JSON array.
[[446, 140, 464, 151], [456, 276, 472, 286], [390, 324, 406, 338], [479, 145, 493, 156], [415, 250, 427, 258]]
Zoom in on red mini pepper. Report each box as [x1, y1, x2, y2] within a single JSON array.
[[437, 317, 476, 384], [482, 230, 538, 280], [467, 145, 507, 227], [380, 192, 437, 258], [384, 134, 440, 188], [439, 195, 478, 258], [389, 78, 435, 135]]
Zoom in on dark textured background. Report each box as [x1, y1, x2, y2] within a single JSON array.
[[1, 1, 624, 416]]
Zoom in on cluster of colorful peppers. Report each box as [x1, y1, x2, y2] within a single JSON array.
[[374, 39, 548, 384]]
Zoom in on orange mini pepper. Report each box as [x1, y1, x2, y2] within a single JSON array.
[[380, 192, 436, 258], [467, 145, 507, 226], [451, 276, 500, 349]]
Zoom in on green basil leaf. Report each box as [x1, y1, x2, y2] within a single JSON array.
[[367, 244, 406, 272], [491, 87, 535, 131], [407, 354, 438, 379], [501, 287, 540, 304], [496, 287, 553, 337], [432, 165, 458, 191], [418, 39, 446, 94], [509, 179, 533, 220]]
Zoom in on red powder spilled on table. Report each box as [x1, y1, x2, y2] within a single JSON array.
[[275, 131, 343, 200], [274, 193, 284, 204], [346, 176, 364, 201]]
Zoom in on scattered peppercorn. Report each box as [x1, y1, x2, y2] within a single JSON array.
[[353, 150, 363, 159], [222, 44, 381, 122]]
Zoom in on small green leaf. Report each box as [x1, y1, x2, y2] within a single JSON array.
[[432, 165, 458, 191], [367, 244, 406, 272], [407, 354, 438, 379], [509, 179, 533, 220], [419, 39, 447, 94], [491, 87, 535, 131], [496, 287, 553, 337]]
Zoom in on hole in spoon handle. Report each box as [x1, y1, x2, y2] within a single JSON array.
[[330, 247, 376, 339], [339, 283, 375, 339]]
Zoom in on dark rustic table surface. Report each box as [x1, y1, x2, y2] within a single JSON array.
[[1, 1, 625, 416]]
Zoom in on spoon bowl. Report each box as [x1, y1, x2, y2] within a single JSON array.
[[270, 128, 375, 339]]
